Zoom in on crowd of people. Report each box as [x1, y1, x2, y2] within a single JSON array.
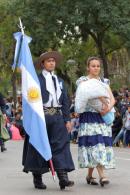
[[1, 86, 129, 152], [112, 88, 130, 146], [0, 94, 25, 153]]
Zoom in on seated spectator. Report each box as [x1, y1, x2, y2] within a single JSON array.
[[16, 105, 22, 115], [10, 124, 23, 140], [13, 112, 25, 138], [5, 97, 14, 118], [70, 112, 79, 143]]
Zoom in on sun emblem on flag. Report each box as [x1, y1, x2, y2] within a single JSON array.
[[27, 87, 41, 102]]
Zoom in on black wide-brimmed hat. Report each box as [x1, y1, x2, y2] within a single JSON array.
[[36, 51, 63, 69]]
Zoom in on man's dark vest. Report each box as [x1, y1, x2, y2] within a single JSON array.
[[38, 73, 64, 105]]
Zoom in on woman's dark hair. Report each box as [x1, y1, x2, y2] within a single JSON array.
[[86, 56, 102, 67]]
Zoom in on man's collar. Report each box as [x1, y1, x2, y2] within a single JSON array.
[[42, 69, 55, 77]]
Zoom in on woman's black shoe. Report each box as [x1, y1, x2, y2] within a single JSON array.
[[57, 170, 74, 190], [33, 173, 47, 190], [99, 177, 109, 187], [86, 176, 98, 185]]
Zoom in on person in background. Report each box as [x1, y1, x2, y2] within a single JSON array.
[[13, 112, 25, 138], [0, 92, 7, 152], [123, 103, 130, 146], [70, 112, 79, 143], [112, 110, 123, 142]]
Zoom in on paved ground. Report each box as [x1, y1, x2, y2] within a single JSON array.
[[0, 140, 130, 195]]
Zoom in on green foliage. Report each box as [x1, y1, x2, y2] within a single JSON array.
[[0, 0, 130, 95], [0, 0, 19, 96], [56, 38, 98, 94], [0, 70, 12, 95], [9, 0, 130, 77]]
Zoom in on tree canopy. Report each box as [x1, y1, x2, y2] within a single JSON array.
[[0, 0, 130, 95], [10, 0, 130, 77]]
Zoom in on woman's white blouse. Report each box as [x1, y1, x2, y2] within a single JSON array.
[[75, 77, 110, 114]]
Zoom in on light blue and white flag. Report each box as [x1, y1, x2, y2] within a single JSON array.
[[13, 32, 52, 161]]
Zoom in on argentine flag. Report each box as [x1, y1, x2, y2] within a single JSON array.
[[13, 32, 52, 161]]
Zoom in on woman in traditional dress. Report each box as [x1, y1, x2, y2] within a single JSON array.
[[75, 57, 115, 186]]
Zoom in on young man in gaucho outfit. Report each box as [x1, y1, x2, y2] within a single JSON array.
[[22, 51, 75, 190]]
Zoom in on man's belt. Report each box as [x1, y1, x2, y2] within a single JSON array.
[[43, 107, 62, 115]]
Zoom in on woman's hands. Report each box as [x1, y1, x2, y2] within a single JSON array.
[[99, 97, 110, 116], [66, 121, 72, 133], [99, 85, 116, 116]]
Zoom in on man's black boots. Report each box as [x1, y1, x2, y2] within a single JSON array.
[[57, 170, 74, 190], [32, 173, 47, 189]]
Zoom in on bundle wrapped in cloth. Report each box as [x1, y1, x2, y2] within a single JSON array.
[[75, 78, 115, 125]]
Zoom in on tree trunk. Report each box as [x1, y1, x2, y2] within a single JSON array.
[[11, 73, 17, 110], [97, 40, 109, 78], [88, 31, 109, 78]]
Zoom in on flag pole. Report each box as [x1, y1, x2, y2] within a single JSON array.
[[18, 17, 25, 35], [49, 160, 56, 181], [17, 18, 56, 181], [12, 18, 24, 72]]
